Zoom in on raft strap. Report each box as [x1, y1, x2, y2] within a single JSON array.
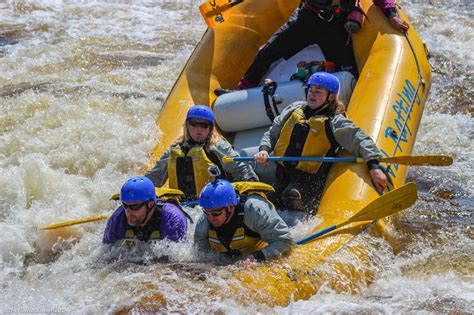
[[262, 80, 282, 122]]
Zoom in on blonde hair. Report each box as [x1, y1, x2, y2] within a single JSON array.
[[174, 122, 222, 148]]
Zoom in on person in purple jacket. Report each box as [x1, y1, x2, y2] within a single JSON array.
[[102, 176, 187, 246]]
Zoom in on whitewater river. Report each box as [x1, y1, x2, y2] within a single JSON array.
[[0, 0, 472, 313]]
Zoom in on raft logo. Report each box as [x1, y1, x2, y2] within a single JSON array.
[[380, 78, 422, 178], [384, 79, 421, 153]]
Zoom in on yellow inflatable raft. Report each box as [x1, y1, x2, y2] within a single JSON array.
[[148, 0, 431, 307]]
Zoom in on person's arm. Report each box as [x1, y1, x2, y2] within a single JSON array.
[[331, 115, 382, 163], [144, 148, 171, 187], [243, 196, 294, 260], [373, 0, 409, 32], [193, 213, 211, 253], [159, 203, 188, 242], [256, 102, 303, 164], [213, 139, 259, 182], [331, 115, 388, 191], [102, 207, 126, 244]]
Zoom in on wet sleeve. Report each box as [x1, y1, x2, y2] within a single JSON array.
[[193, 213, 211, 253], [372, 0, 397, 17], [144, 148, 170, 187], [160, 203, 188, 242], [259, 102, 301, 153], [244, 196, 294, 260], [331, 115, 382, 167], [213, 139, 259, 182], [102, 207, 126, 244]]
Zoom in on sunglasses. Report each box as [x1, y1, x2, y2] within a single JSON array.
[[188, 119, 212, 129], [122, 201, 146, 211], [203, 206, 227, 217]]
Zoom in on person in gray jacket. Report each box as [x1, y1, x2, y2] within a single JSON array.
[[254, 72, 388, 213], [145, 105, 258, 200], [194, 179, 293, 267]]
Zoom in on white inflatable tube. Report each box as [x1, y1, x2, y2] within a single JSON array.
[[214, 80, 306, 132], [233, 127, 276, 184]]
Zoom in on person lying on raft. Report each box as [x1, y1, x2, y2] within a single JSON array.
[[102, 176, 188, 247], [194, 179, 293, 267], [215, 0, 409, 95], [145, 105, 258, 200], [254, 72, 388, 214]]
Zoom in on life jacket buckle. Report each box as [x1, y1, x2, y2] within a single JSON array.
[[317, 10, 334, 22]]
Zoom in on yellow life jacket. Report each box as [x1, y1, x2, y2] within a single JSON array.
[[207, 182, 274, 256], [168, 144, 223, 199], [121, 230, 162, 250], [274, 107, 337, 173]]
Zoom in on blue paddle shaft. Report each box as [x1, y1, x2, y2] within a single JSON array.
[[182, 200, 199, 206], [235, 156, 360, 163], [295, 225, 337, 245]]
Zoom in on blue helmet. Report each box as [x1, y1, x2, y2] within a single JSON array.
[[306, 72, 340, 94], [120, 176, 157, 203], [200, 179, 238, 209], [186, 105, 215, 125]]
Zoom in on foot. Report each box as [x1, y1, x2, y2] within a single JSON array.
[[281, 188, 302, 210], [238, 77, 254, 90], [214, 87, 237, 96]]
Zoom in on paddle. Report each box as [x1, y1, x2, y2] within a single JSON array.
[[295, 182, 418, 245], [199, 0, 244, 28], [41, 214, 109, 230], [223, 155, 453, 166], [40, 200, 200, 230]]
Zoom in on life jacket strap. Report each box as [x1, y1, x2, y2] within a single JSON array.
[[304, 2, 337, 21]]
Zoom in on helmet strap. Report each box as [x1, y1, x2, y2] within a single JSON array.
[[312, 93, 336, 115], [313, 101, 330, 115], [223, 205, 233, 224], [139, 200, 155, 227]]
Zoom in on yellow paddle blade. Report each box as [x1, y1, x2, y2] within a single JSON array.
[[342, 182, 418, 226], [199, 0, 239, 28], [381, 155, 453, 166], [296, 182, 418, 245], [41, 214, 109, 230]]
